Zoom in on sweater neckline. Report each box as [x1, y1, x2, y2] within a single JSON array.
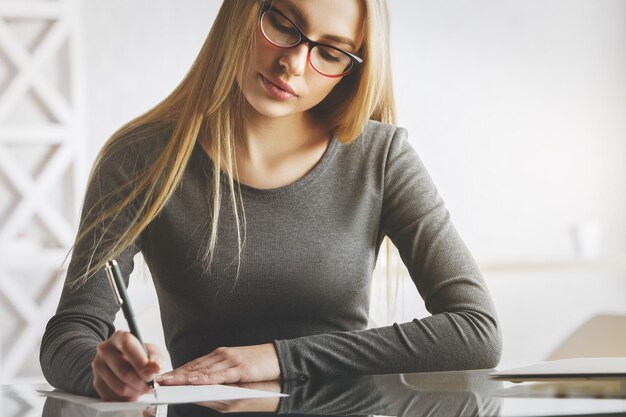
[[192, 136, 339, 197]]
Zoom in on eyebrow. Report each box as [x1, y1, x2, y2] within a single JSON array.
[[280, 1, 357, 50]]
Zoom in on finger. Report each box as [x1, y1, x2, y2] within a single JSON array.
[[179, 361, 236, 385], [142, 405, 157, 417], [156, 346, 232, 385], [180, 361, 236, 385], [208, 400, 244, 413], [98, 343, 152, 393], [155, 369, 190, 386], [94, 362, 145, 401], [145, 344, 164, 369], [108, 358, 153, 393], [95, 348, 151, 397], [94, 376, 134, 402], [188, 366, 242, 385], [183, 350, 224, 372], [234, 381, 281, 392], [144, 345, 163, 379], [156, 359, 223, 385], [198, 401, 228, 412], [111, 331, 154, 380], [197, 359, 232, 375]]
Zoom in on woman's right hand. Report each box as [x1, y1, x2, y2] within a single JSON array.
[[91, 330, 163, 401]]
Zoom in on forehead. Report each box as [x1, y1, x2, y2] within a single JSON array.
[[272, 0, 365, 49]]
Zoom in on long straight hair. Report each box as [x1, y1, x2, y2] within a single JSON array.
[[70, 0, 396, 288]]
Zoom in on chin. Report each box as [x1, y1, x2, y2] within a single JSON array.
[[247, 97, 304, 119]]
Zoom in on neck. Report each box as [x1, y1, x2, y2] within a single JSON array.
[[239, 108, 327, 169]]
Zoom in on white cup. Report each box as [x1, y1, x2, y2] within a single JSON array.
[[570, 221, 602, 259]]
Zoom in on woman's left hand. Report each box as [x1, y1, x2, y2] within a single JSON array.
[[155, 343, 281, 385]]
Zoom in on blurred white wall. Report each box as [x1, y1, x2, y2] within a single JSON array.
[[3, 0, 621, 377], [389, 0, 626, 263], [79, 0, 218, 160], [387, 0, 626, 365]]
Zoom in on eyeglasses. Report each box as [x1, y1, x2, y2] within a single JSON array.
[[258, 2, 363, 78]]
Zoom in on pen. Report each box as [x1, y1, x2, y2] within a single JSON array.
[[105, 259, 158, 401]]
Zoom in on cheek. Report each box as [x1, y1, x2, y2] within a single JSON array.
[[253, 37, 279, 70], [238, 43, 271, 89]]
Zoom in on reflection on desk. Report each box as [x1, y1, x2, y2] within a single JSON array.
[[40, 372, 498, 417], [4, 369, 626, 417]]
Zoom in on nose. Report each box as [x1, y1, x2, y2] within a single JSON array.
[[278, 43, 309, 76]]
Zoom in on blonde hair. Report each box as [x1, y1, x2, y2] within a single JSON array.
[[70, 0, 397, 289]]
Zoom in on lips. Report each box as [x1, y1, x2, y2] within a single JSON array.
[[260, 74, 298, 97]]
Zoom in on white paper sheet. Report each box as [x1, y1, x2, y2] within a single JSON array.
[[490, 357, 626, 381], [39, 384, 287, 411]]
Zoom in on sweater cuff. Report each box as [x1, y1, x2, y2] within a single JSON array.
[[273, 339, 308, 383], [275, 376, 298, 414]]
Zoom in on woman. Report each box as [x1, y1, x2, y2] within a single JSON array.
[[40, 0, 502, 401]]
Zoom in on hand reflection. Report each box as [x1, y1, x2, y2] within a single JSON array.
[[41, 371, 503, 417], [42, 395, 151, 417], [163, 371, 503, 417], [197, 381, 281, 413], [143, 405, 158, 417]]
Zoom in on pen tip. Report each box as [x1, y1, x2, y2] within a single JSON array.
[[151, 381, 158, 402]]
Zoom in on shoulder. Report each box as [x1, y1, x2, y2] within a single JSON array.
[[336, 119, 411, 168], [360, 119, 405, 141], [328, 120, 413, 191], [105, 122, 174, 162], [96, 122, 174, 180], [360, 119, 409, 156]]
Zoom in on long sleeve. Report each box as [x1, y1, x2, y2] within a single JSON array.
[[38, 119, 499, 391], [274, 127, 502, 381], [39, 143, 143, 396]]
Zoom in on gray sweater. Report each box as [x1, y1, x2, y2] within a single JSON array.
[[40, 120, 501, 396]]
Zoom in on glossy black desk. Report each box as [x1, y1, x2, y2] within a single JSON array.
[[3, 369, 626, 417]]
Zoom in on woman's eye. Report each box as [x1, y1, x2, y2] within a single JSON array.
[[319, 49, 342, 63], [269, 15, 295, 34], [275, 23, 295, 34]]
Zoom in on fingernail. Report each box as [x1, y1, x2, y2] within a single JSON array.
[[188, 376, 198, 382], [161, 374, 174, 381]]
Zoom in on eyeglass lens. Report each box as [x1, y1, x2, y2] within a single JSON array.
[[261, 9, 353, 76]]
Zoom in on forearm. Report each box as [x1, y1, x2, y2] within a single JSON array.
[[274, 304, 500, 381], [40, 313, 110, 396]]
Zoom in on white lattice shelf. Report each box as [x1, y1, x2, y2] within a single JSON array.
[[0, 3, 65, 19], [0, 247, 69, 268], [0, 125, 70, 144], [0, 0, 84, 383]]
